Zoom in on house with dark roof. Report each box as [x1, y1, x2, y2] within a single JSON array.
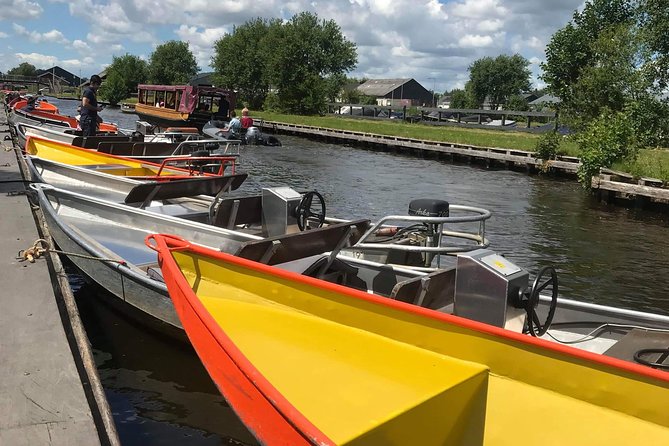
[[356, 78, 433, 107], [36, 66, 83, 93], [189, 72, 217, 87], [529, 94, 561, 110]]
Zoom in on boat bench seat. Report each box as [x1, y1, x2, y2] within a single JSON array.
[[212, 195, 264, 229], [124, 173, 248, 205], [73, 135, 144, 149], [234, 219, 371, 266], [389, 267, 456, 310]]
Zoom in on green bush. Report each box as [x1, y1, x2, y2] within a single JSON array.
[[535, 130, 561, 160], [576, 110, 638, 187]]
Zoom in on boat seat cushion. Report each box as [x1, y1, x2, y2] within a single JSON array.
[[234, 219, 371, 266], [390, 267, 456, 310]]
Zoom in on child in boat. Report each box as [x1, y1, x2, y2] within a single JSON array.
[[224, 110, 242, 138], [241, 107, 253, 129]]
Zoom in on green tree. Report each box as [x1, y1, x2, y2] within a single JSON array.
[[449, 89, 469, 109], [104, 54, 147, 99], [541, 0, 669, 183], [265, 12, 357, 114], [97, 71, 126, 105], [212, 18, 278, 109], [7, 62, 37, 77], [542, 0, 639, 124], [640, 0, 669, 88], [148, 40, 199, 85], [506, 94, 529, 111], [468, 54, 531, 110]]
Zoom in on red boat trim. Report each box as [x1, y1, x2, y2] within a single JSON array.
[[149, 234, 335, 446]]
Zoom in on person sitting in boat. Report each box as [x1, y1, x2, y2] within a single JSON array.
[[224, 110, 242, 138], [24, 95, 36, 111], [240, 107, 253, 129]]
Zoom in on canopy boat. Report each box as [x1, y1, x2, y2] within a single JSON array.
[[135, 85, 236, 130], [203, 120, 282, 147], [148, 233, 669, 445], [17, 122, 241, 164]]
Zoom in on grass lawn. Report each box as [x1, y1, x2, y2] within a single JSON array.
[[253, 111, 669, 181]]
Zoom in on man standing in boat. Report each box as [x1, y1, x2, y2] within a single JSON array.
[[214, 95, 230, 120], [80, 74, 104, 137]]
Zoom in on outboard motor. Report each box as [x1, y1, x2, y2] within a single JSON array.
[[408, 198, 449, 266], [245, 126, 261, 145]]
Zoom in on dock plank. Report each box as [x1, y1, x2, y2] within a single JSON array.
[[0, 137, 116, 445]]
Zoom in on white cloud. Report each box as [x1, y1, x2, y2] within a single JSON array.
[[0, 0, 42, 20], [15, 52, 58, 69], [72, 39, 90, 51], [0, 32, 8, 38], [13, 23, 69, 44], [459, 34, 494, 48]]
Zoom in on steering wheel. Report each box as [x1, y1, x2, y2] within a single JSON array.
[[295, 191, 326, 231], [526, 266, 558, 337]]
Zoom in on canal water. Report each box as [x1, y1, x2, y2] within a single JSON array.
[[51, 98, 669, 444]]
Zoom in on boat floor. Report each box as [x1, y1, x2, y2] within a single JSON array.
[[193, 278, 669, 445]]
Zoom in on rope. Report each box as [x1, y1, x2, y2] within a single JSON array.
[[17, 238, 127, 266]]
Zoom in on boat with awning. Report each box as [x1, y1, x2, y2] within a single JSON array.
[[135, 84, 236, 130]]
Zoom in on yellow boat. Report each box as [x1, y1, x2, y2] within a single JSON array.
[[24, 134, 235, 180], [148, 233, 669, 446]]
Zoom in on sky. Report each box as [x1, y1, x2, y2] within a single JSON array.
[[0, 0, 585, 93]]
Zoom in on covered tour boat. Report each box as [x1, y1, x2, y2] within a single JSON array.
[[135, 84, 236, 130]]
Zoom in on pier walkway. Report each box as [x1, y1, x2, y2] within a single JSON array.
[[0, 130, 117, 444]]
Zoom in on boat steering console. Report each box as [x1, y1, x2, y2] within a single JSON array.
[[523, 266, 559, 337], [294, 191, 326, 231]]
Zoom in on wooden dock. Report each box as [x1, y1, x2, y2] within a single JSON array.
[[258, 120, 581, 174], [0, 128, 118, 445], [592, 169, 669, 209], [258, 120, 669, 212]]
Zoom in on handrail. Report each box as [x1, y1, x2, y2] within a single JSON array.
[[350, 205, 492, 268], [155, 156, 237, 176]]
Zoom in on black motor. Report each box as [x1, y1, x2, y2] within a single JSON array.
[[408, 199, 450, 217]]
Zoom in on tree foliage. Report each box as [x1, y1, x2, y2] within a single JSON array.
[[467, 54, 531, 110], [506, 94, 529, 111], [213, 12, 356, 114], [576, 110, 638, 187], [640, 0, 669, 88], [449, 89, 469, 109], [212, 18, 277, 109], [148, 40, 199, 85], [7, 62, 37, 77], [97, 70, 126, 105], [542, 0, 669, 184], [101, 54, 147, 101]]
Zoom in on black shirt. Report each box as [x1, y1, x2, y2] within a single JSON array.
[[80, 87, 98, 119]]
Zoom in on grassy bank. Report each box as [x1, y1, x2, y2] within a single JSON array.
[[254, 111, 669, 182]]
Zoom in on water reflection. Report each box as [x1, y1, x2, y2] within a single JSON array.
[[74, 281, 258, 446]]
